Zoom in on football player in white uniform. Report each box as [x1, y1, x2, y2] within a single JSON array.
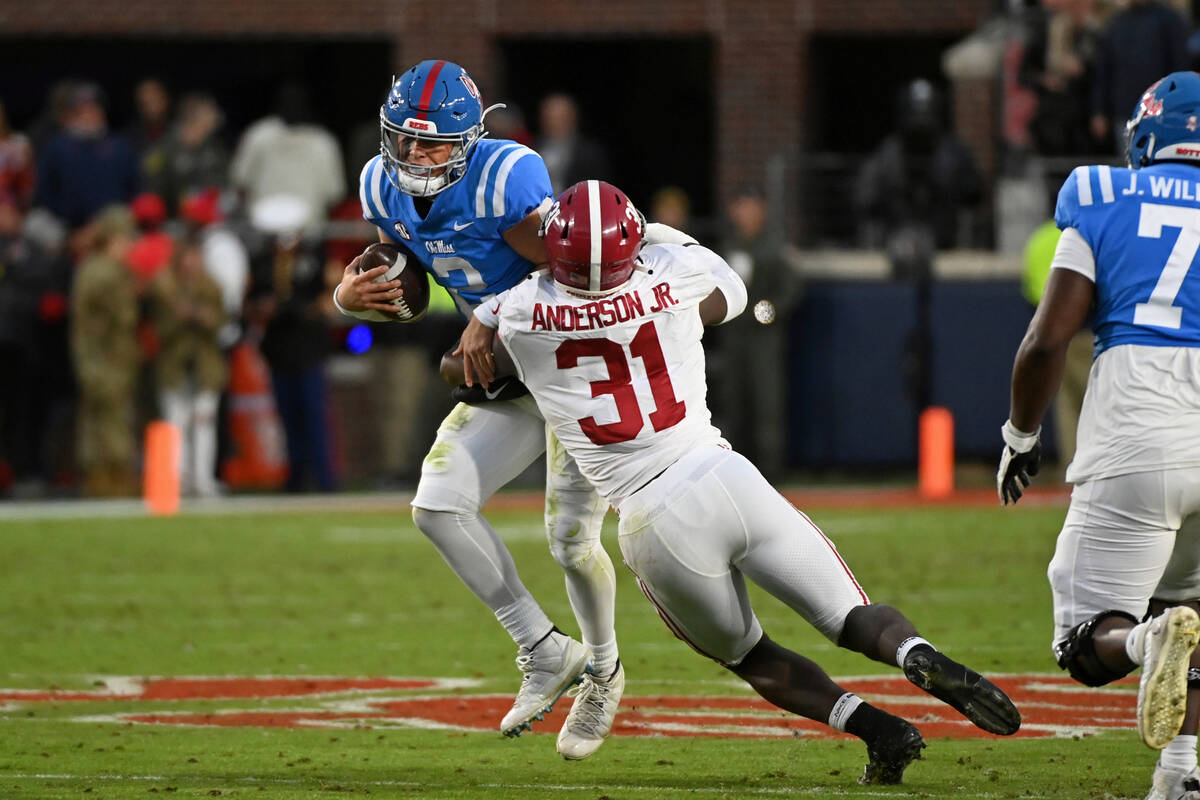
[[332, 61, 620, 757], [1000, 72, 1200, 800], [457, 180, 1021, 782]]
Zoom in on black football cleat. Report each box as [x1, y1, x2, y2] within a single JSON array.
[[903, 649, 1021, 735], [859, 720, 926, 785]]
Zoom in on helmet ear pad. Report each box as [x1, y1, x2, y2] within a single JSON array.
[[543, 180, 645, 297]]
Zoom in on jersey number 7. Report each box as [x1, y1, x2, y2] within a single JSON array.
[[556, 320, 686, 445], [1135, 202, 1200, 329]]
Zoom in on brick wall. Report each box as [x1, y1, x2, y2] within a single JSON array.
[[3, 0, 996, 228]]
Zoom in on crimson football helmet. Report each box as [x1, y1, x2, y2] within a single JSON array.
[[541, 180, 645, 296]]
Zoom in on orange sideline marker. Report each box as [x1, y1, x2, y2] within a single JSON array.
[[143, 420, 181, 516], [918, 407, 954, 499]]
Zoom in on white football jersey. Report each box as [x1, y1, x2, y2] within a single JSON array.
[[497, 243, 729, 501]]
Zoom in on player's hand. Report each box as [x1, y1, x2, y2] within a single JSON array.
[[997, 420, 1042, 506], [336, 256, 403, 313], [454, 315, 497, 387]]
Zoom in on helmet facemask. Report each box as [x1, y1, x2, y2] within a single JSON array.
[[380, 110, 483, 197]]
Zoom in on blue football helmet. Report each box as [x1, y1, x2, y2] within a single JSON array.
[[379, 60, 497, 196], [1126, 71, 1200, 169]]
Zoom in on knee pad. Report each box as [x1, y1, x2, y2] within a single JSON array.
[[412, 506, 456, 537], [548, 529, 601, 570], [1053, 610, 1139, 687], [545, 493, 606, 570]]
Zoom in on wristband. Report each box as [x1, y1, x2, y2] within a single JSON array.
[[332, 283, 351, 316], [333, 283, 393, 322], [1001, 419, 1040, 453]]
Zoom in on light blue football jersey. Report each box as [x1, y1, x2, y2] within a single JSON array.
[[358, 138, 552, 312], [1056, 162, 1200, 354]]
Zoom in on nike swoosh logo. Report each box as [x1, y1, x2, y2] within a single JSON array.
[[483, 384, 504, 400], [452, 220, 475, 231]]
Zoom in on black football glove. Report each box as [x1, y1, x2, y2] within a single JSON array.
[[451, 375, 530, 405], [997, 420, 1042, 506]]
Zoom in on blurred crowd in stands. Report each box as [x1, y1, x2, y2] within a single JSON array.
[[0, 72, 799, 500], [6, 1, 1186, 499]]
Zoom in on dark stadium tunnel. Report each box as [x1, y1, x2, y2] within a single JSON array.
[[499, 36, 715, 222], [0, 36, 392, 151]]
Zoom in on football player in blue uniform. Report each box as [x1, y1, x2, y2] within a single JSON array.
[[332, 60, 622, 758], [1000, 71, 1200, 800]]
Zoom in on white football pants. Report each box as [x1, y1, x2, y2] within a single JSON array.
[[411, 396, 614, 654], [616, 444, 869, 666], [1048, 467, 1200, 648]]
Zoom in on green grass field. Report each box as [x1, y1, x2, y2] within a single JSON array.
[[0, 497, 1161, 799]]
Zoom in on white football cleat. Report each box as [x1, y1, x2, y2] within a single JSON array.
[[557, 661, 625, 760], [1145, 764, 1200, 800], [500, 629, 589, 737], [1139, 606, 1200, 750]]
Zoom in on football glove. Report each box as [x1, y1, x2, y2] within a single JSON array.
[[997, 420, 1042, 506], [451, 375, 530, 405]]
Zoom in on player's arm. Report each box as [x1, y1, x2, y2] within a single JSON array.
[[696, 247, 749, 326], [451, 207, 548, 384], [331, 229, 406, 317], [999, 227, 1095, 504], [1010, 268, 1093, 432], [502, 209, 549, 266]]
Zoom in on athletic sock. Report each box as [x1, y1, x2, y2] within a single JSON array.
[[828, 692, 864, 732], [587, 637, 619, 679], [844, 700, 904, 742], [1161, 735, 1199, 774], [1126, 620, 1151, 665], [896, 637, 934, 668], [495, 597, 555, 650]]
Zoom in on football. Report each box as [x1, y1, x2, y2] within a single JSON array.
[[356, 242, 430, 323]]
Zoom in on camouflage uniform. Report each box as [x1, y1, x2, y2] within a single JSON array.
[[71, 212, 139, 496], [150, 267, 226, 394]]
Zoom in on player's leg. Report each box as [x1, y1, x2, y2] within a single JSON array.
[[410, 397, 588, 735], [710, 449, 1021, 736], [1141, 478, 1200, 800], [543, 428, 621, 759], [192, 387, 221, 497], [731, 634, 925, 785], [1048, 472, 1200, 752], [837, 604, 1022, 735], [159, 386, 191, 493], [616, 446, 924, 785]]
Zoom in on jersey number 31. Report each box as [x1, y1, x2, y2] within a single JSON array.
[[556, 320, 686, 445]]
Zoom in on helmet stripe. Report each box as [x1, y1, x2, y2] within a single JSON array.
[[587, 179, 602, 291], [415, 59, 447, 119]]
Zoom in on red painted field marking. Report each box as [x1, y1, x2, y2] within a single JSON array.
[[0, 674, 1137, 740]]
